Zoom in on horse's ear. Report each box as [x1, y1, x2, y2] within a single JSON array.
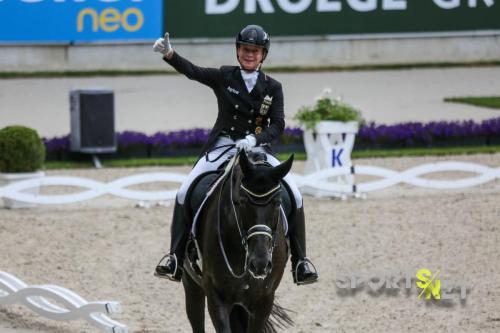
[[271, 154, 294, 181], [238, 150, 254, 177]]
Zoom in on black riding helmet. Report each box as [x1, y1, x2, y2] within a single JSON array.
[[236, 25, 270, 62]]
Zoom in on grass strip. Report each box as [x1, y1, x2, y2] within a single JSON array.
[[43, 145, 500, 170], [0, 70, 177, 79], [352, 145, 500, 158], [2, 61, 500, 79], [268, 60, 500, 73], [444, 96, 500, 109]]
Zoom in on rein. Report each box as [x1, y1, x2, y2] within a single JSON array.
[[205, 144, 237, 163], [217, 154, 247, 278], [215, 149, 283, 279]]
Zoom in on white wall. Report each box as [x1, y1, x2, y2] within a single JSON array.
[[1, 34, 499, 71]]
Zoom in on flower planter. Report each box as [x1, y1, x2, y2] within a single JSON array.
[[303, 121, 359, 173], [0, 171, 45, 209], [301, 121, 359, 197]]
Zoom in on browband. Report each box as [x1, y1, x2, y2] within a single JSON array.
[[240, 184, 281, 198]]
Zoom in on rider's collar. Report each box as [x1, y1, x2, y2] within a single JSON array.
[[240, 67, 259, 73]]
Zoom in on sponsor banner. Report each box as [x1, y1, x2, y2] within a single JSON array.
[[0, 0, 163, 43], [165, 0, 499, 38]]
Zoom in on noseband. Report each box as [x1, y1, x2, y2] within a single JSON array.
[[217, 153, 283, 279]]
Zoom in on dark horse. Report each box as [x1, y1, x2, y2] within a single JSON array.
[[182, 150, 294, 332]]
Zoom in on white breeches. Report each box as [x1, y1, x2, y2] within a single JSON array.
[[176, 136, 303, 208]]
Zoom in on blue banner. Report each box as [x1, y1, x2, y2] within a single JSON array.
[[0, 0, 163, 43]]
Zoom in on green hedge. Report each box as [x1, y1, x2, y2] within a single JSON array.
[[0, 126, 45, 173]]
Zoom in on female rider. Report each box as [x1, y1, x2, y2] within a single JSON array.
[[153, 25, 318, 285]]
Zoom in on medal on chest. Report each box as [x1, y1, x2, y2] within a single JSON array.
[[259, 95, 273, 115]]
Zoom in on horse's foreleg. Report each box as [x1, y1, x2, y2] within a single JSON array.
[[247, 297, 274, 333], [206, 288, 232, 333], [182, 273, 206, 333]]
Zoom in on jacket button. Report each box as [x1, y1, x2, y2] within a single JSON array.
[[245, 130, 250, 135], [250, 109, 254, 114], [248, 120, 252, 124], [233, 115, 238, 120], [230, 127, 235, 131], [235, 104, 239, 109]]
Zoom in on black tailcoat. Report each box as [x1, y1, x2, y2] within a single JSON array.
[[164, 52, 285, 155]]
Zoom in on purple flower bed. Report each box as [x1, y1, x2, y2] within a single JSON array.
[[356, 118, 500, 148], [43, 135, 71, 160], [117, 129, 212, 149], [43, 118, 500, 160]]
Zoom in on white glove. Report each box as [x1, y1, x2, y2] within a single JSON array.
[[153, 32, 173, 56], [235, 135, 257, 152]]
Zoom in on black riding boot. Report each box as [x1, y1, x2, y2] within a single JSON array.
[[155, 199, 190, 282], [289, 204, 319, 285]]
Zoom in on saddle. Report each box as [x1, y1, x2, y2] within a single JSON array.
[[185, 153, 294, 231]]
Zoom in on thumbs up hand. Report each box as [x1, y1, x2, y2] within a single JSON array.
[[153, 32, 173, 58]]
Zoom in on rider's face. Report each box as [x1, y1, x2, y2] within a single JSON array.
[[237, 44, 264, 71]]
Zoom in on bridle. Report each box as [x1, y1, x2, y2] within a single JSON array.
[[217, 152, 284, 279]]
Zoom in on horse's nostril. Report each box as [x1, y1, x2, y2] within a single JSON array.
[[266, 261, 273, 273], [249, 261, 257, 273], [248, 259, 269, 277]]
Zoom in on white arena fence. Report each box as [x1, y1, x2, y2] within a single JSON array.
[[296, 161, 500, 196], [0, 162, 498, 205], [0, 173, 186, 205], [0, 271, 127, 333]]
